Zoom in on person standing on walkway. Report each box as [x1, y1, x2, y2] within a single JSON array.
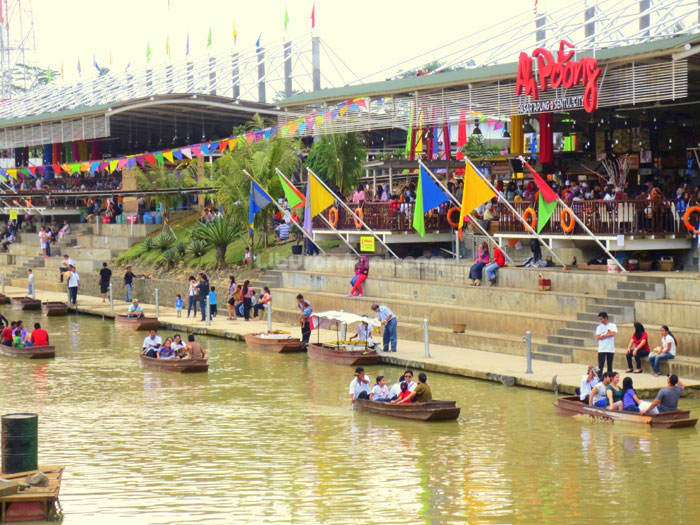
[[38, 226, 48, 258], [59, 254, 74, 283], [27, 269, 33, 296], [67, 265, 80, 306], [226, 275, 236, 320], [372, 304, 397, 353], [242, 280, 253, 321], [595, 312, 617, 379], [187, 276, 198, 318], [649, 325, 677, 377], [197, 273, 210, 321], [123, 266, 134, 303], [99, 262, 112, 303], [297, 294, 312, 347]]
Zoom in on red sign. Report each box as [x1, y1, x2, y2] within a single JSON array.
[[516, 40, 602, 113]]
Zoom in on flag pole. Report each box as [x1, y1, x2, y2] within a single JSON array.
[[465, 157, 568, 268], [276, 168, 360, 256], [519, 157, 627, 272], [307, 168, 399, 259], [418, 160, 515, 266], [241, 169, 326, 255]]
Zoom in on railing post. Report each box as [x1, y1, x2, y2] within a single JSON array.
[[525, 330, 533, 374], [155, 288, 159, 318], [2, 272, 5, 294], [109, 283, 113, 311], [267, 302, 272, 333], [424, 318, 431, 358], [206, 295, 211, 326]]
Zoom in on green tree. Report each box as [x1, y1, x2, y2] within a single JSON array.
[[304, 132, 366, 195], [193, 218, 241, 269], [135, 165, 196, 221]]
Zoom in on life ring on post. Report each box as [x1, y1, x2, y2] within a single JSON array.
[[683, 206, 700, 234], [523, 207, 537, 230], [353, 207, 364, 229], [328, 206, 339, 228], [446, 207, 461, 228], [560, 208, 575, 233]]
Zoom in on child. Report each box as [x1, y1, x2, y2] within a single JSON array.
[[175, 294, 183, 318], [27, 269, 33, 296], [622, 376, 642, 412], [209, 287, 217, 318], [392, 382, 412, 404], [370, 376, 391, 402]]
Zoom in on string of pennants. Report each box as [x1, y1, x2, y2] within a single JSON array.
[[0, 97, 368, 182]]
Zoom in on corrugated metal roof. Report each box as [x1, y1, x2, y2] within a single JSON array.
[[279, 33, 700, 107]]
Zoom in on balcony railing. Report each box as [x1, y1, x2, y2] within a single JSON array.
[[313, 201, 452, 232]]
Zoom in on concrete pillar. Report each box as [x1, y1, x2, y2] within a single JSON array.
[[197, 156, 205, 210], [536, 15, 546, 46], [122, 167, 138, 214], [640, 0, 650, 38], [585, 6, 596, 39], [257, 47, 266, 103], [312, 36, 321, 91], [209, 56, 216, 95], [284, 40, 292, 98], [232, 52, 240, 99]]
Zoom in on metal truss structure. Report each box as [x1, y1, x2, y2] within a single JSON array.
[[0, 0, 38, 98], [356, 0, 700, 84]]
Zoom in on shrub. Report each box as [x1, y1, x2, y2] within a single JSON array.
[[186, 239, 208, 258], [142, 237, 156, 250], [152, 232, 175, 251]]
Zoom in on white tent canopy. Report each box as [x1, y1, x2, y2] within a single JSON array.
[[311, 310, 381, 330]]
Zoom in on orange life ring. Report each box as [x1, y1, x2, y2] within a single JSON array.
[[328, 206, 339, 228], [353, 207, 364, 229], [446, 207, 461, 228], [523, 207, 537, 230], [560, 208, 575, 233], [683, 206, 700, 234]]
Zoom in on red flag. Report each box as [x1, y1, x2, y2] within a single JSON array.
[[522, 159, 558, 203], [311, 3, 315, 28]]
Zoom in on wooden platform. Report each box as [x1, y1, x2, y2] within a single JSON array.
[[0, 465, 64, 522]]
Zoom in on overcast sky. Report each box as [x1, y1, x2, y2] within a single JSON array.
[[29, 0, 559, 84]]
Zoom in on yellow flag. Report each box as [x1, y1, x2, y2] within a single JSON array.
[[309, 172, 335, 217], [459, 162, 496, 233], [165, 37, 170, 57], [162, 150, 174, 164], [109, 160, 119, 173]]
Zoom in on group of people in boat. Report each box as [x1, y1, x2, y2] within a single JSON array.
[[0, 319, 49, 348], [141, 329, 206, 360], [579, 365, 685, 415], [349, 368, 433, 404]]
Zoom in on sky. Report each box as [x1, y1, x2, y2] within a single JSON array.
[[27, 0, 561, 85]]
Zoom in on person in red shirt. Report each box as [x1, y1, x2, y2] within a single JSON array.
[[1, 321, 15, 347], [391, 382, 412, 404], [485, 244, 506, 286], [29, 322, 49, 347]]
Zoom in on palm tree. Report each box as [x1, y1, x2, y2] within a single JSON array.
[[305, 132, 367, 194], [193, 218, 241, 269], [135, 166, 196, 222]]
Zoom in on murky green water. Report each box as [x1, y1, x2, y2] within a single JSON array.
[[2, 313, 700, 524]]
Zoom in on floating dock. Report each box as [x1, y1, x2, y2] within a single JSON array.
[[0, 466, 64, 522]]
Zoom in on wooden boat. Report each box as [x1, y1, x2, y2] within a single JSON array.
[[0, 293, 9, 304], [0, 345, 55, 359], [42, 301, 68, 316], [0, 466, 64, 522], [553, 396, 697, 429], [139, 355, 208, 373], [355, 399, 460, 422], [307, 343, 379, 366], [114, 315, 159, 331], [245, 333, 304, 353], [10, 296, 41, 310]]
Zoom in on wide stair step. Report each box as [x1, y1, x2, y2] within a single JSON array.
[[617, 281, 657, 292], [546, 335, 586, 347], [625, 275, 665, 284], [591, 296, 636, 308], [607, 289, 649, 300], [533, 342, 574, 363]]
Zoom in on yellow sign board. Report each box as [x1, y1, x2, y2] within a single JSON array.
[[360, 236, 375, 252], [9, 210, 17, 220]]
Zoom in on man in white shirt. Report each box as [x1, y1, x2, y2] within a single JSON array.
[[349, 367, 371, 403], [66, 265, 80, 306], [59, 254, 74, 283], [578, 365, 600, 403], [142, 329, 162, 358], [595, 312, 617, 379], [372, 304, 398, 352], [349, 317, 376, 349]]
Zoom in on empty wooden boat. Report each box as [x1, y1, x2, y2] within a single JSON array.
[[245, 333, 304, 353], [307, 343, 379, 366], [355, 399, 460, 422], [0, 344, 55, 359], [42, 301, 68, 316], [139, 355, 208, 373], [553, 396, 697, 429], [115, 315, 159, 331], [10, 296, 41, 310]]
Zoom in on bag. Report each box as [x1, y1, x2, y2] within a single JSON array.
[[350, 274, 358, 286]]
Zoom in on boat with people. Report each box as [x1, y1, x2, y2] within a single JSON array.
[[355, 399, 461, 422], [42, 301, 68, 316], [115, 315, 159, 331], [139, 355, 208, 373], [307, 310, 381, 366], [0, 345, 55, 359], [307, 343, 379, 366], [10, 296, 41, 311], [245, 332, 304, 353], [552, 396, 697, 429]]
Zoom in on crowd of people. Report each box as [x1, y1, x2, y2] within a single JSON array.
[[141, 328, 206, 360]]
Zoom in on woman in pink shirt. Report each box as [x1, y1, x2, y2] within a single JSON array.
[[242, 280, 255, 321], [468, 242, 490, 286], [351, 184, 365, 206]]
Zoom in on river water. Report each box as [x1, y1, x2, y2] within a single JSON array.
[[1, 313, 700, 524]]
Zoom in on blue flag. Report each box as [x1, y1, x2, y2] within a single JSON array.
[[249, 180, 272, 233], [412, 165, 449, 238], [256, 34, 261, 52]]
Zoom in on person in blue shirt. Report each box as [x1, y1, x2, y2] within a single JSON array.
[[175, 294, 183, 318], [372, 304, 398, 353], [209, 287, 218, 318]]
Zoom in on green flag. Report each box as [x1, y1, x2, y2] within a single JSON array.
[[537, 192, 557, 233], [284, 8, 290, 31], [278, 173, 305, 209], [146, 42, 151, 62], [207, 27, 212, 47], [46, 68, 52, 83]]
